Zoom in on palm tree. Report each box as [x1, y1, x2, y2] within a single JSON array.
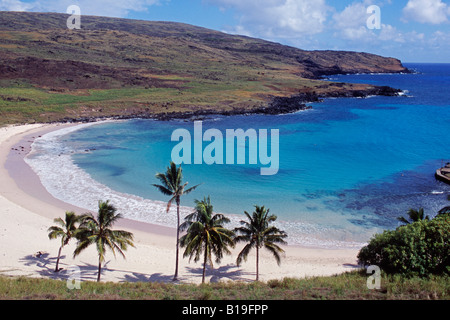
[[48, 211, 82, 272], [397, 208, 430, 225], [73, 201, 135, 282], [179, 196, 235, 284], [234, 205, 287, 281], [153, 161, 200, 281]]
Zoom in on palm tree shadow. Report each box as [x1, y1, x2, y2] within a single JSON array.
[[147, 273, 176, 283], [123, 272, 194, 283], [19, 253, 60, 278], [19, 253, 254, 284], [19, 253, 100, 281], [68, 260, 152, 282], [20, 252, 172, 283], [122, 264, 256, 284], [121, 272, 152, 283], [19, 254, 127, 282], [71, 261, 108, 281], [186, 263, 254, 283], [121, 272, 177, 283]]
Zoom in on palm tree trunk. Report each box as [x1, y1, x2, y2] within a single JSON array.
[[97, 259, 102, 282], [202, 246, 208, 284], [55, 246, 62, 272], [173, 197, 181, 281], [256, 246, 259, 281]]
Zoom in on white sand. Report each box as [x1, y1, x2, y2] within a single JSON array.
[[0, 123, 360, 284]]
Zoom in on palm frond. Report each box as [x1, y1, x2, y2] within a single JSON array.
[[397, 216, 410, 225], [47, 226, 64, 239], [71, 200, 134, 281], [154, 172, 171, 189], [152, 183, 173, 196], [51, 217, 66, 228], [264, 243, 284, 266], [236, 243, 254, 266], [73, 236, 94, 258], [180, 196, 233, 270], [184, 183, 201, 195], [234, 205, 287, 278]]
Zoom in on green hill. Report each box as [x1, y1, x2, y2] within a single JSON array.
[[0, 11, 409, 124]]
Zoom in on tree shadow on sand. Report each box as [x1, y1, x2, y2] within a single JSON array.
[[122, 272, 190, 283], [185, 264, 255, 283], [19, 252, 59, 277], [122, 264, 255, 284], [19, 253, 102, 281], [19, 253, 255, 284], [19, 253, 151, 282], [120, 272, 165, 283]]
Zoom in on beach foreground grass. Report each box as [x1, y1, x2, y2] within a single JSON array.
[[0, 271, 448, 300]]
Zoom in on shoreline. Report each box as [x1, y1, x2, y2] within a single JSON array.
[[0, 122, 360, 284]]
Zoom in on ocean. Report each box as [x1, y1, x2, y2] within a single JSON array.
[[25, 63, 450, 248]]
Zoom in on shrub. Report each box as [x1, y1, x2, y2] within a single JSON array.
[[357, 213, 449, 277]]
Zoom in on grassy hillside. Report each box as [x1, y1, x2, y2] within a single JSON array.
[[0, 12, 408, 125]]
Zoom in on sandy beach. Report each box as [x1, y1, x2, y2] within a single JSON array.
[[0, 123, 360, 284]]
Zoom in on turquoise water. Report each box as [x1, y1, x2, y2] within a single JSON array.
[[29, 63, 450, 248]]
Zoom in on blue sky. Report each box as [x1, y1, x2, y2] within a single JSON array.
[[1, 0, 450, 62]]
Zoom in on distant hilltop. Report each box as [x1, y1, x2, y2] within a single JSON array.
[[0, 11, 409, 124]]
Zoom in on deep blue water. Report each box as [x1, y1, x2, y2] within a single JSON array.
[[42, 63, 450, 247]]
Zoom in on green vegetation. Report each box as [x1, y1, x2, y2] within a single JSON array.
[[0, 12, 443, 300], [1, 162, 449, 299], [358, 213, 449, 277], [0, 271, 448, 300], [47, 211, 82, 272], [397, 208, 429, 225], [0, 12, 408, 125], [41, 162, 290, 286], [234, 206, 288, 281], [152, 162, 289, 283], [180, 196, 235, 284], [153, 161, 200, 281], [73, 201, 135, 282], [47, 202, 136, 283]]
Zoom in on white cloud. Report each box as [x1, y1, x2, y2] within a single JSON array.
[[429, 29, 450, 48], [332, 1, 369, 30], [402, 0, 449, 24], [0, 0, 163, 18], [332, 1, 383, 42], [0, 0, 34, 11], [206, 0, 331, 39], [327, 2, 442, 62], [330, 1, 427, 45]]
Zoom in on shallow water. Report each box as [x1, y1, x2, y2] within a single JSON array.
[[26, 63, 450, 248]]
